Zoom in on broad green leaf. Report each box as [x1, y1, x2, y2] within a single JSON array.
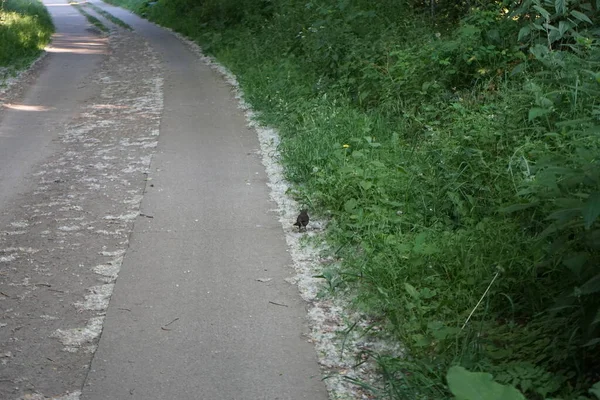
[[339, 166, 355, 174], [590, 380, 600, 399], [344, 198, 358, 212], [518, 26, 531, 41], [413, 231, 438, 255], [498, 202, 539, 213], [570, 10, 592, 24], [529, 44, 549, 61], [446, 366, 525, 400], [428, 321, 458, 340], [555, 197, 583, 208], [555, 117, 593, 126], [528, 107, 552, 121], [562, 253, 589, 276], [524, 81, 542, 92], [533, 5, 551, 20], [583, 337, 600, 348], [583, 192, 600, 229], [548, 26, 562, 43], [510, 63, 526, 76], [546, 208, 581, 224], [359, 180, 373, 191], [411, 334, 430, 347], [584, 69, 600, 83], [536, 96, 554, 108], [558, 20, 573, 36], [351, 150, 364, 159], [404, 282, 419, 299], [358, 90, 370, 103], [554, 0, 566, 15], [532, 22, 545, 31], [420, 287, 436, 299], [414, 231, 427, 248], [579, 273, 600, 295], [592, 309, 600, 326]]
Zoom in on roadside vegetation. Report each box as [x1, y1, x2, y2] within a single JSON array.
[[86, 1, 131, 30], [0, 0, 53, 80], [108, 0, 599, 398], [70, 2, 109, 32]]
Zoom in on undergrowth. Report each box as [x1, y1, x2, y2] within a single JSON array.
[[108, 0, 600, 398], [0, 0, 53, 77]]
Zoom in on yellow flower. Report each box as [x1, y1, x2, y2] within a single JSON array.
[[342, 144, 350, 148]]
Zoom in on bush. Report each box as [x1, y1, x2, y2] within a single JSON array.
[[0, 0, 53, 68]]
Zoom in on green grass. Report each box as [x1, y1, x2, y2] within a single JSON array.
[[0, 0, 54, 76], [69, 2, 108, 32], [108, 0, 600, 398], [84, 1, 131, 30]]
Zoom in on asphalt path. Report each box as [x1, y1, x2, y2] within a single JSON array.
[[81, 3, 328, 399], [0, 1, 107, 225], [0, 1, 328, 399]]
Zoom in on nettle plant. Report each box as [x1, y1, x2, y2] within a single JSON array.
[[498, 0, 600, 385], [514, 0, 597, 52]]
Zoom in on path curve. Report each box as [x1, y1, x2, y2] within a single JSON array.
[[80, 3, 329, 400], [0, 0, 328, 399]]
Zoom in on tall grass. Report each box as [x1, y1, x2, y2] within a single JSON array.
[[109, 0, 600, 398], [0, 0, 53, 73]]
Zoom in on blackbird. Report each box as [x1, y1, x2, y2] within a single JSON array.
[[294, 209, 309, 231]]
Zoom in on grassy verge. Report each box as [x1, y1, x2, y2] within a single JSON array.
[[69, 2, 108, 32], [108, 0, 600, 398], [85, 1, 131, 30], [0, 0, 53, 79]]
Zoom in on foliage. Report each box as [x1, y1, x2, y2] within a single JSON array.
[[447, 366, 525, 400], [0, 0, 53, 69], [111, 0, 600, 397]]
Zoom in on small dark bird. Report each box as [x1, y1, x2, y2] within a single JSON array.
[[294, 209, 309, 232]]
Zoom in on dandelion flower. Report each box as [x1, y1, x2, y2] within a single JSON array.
[[342, 144, 350, 148]]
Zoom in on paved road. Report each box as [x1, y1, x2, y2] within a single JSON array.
[[0, 1, 107, 224], [0, 1, 328, 399]]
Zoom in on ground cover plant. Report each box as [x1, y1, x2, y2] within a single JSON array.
[[107, 0, 600, 398], [0, 0, 53, 77]]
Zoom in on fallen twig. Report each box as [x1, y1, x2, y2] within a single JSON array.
[[268, 301, 288, 307], [161, 317, 179, 330]]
